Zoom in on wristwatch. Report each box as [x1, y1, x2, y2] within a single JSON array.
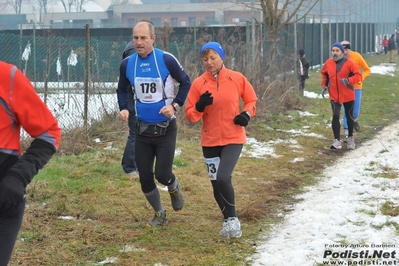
[[172, 102, 180, 112]]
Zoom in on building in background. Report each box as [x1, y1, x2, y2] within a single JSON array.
[[0, 0, 398, 31]]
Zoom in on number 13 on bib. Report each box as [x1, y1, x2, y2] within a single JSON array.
[[205, 157, 220, 181]]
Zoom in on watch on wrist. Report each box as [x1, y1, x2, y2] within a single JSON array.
[[172, 102, 180, 112]]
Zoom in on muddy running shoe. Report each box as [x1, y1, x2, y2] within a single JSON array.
[[226, 217, 242, 238], [146, 210, 168, 227], [330, 139, 342, 150], [354, 121, 361, 131], [347, 136, 355, 150], [168, 179, 184, 211]]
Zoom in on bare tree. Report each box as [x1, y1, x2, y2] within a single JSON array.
[[35, 0, 50, 23], [3, 0, 27, 14], [259, 0, 319, 83], [60, 0, 74, 12], [74, 0, 89, 12]]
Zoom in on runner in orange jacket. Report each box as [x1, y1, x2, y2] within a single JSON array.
[[321, 42, 362, 150], [0, 60, 61, 265], [185, 42, 257, 239], [341, 41, 371, 138]]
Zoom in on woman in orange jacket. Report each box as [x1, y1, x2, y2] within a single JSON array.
[[321, 42, 362, 150], [185, 42, 257, 239], [0, 61, 61, 265]]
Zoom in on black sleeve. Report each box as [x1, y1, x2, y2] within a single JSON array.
[[6, 139, 56, 186]]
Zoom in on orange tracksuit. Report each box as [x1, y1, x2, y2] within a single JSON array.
[[0, 61, 61, 184], [321, 57, 362, 105], [185, 66, 257, 147]]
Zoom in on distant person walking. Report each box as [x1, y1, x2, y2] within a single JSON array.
[[320, 42, 362, 150], [341, 41, 371, 139], [388, 34, 396, 63], [297, 48, 310, 95], [382, 35, 389, 55]]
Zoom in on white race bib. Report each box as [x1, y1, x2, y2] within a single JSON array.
[[205, 157, 220, 181], [134, 77, 164, 103]]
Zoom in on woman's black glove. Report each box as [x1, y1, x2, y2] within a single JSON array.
[[234, 112, 250, 126], [195, 91, 213, 112], [0, 175, 25, 210]]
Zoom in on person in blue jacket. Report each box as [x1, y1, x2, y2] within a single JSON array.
[[117, 20, 191, 227]]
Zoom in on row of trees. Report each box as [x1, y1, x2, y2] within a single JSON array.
[[1, 0, 91, 15]]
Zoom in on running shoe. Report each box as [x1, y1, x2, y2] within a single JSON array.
[[146, 210, 168, 227], [354, 121, 361, 131], [226, 217, 242, 238], [169, 179, 184, 211], [347, 136, 355, 150], [330, 139, 342, 149], [219, 220, 229, 237]]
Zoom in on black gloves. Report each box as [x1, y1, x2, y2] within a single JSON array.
[[0, 138, 56, 210], [195, 91, 213, 112], [234, 112, 250, 127], [341, 78, 349, 86], [0, 175, 25, 210]]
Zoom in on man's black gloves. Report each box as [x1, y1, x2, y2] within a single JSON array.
[[195, 91, 213, 112], [234, 112, 250, 127], [0, 175, 25, 210]]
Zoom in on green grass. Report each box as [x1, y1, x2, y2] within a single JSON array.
[[10, 54, 399, 266]]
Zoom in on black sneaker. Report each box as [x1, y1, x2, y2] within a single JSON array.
[[354, 121, 361, 131], [168, 179, 184, 211]]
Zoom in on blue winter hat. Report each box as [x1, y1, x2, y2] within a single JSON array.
[[200, 42, 225, 60], [332, 42, 345, 53], [299, 48, 305, 57]]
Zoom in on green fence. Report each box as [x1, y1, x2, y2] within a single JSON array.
[[0, 21, 385, 131]]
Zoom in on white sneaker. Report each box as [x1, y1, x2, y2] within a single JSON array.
[[226, 217, 242, 238], [126, 171, 139, 179], [347, 136, 355, 150], [330, 139, 342, 149], [219, 221, 229, 237]]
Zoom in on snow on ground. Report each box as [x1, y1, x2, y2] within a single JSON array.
[[249, 63, 399, 266]]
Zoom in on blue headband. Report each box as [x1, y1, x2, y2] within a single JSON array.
[[200, 42, 225, 60]]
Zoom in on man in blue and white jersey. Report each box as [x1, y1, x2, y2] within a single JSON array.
[[117, 20, 191, 227]]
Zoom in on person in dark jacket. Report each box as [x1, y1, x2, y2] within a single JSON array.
[[297, 48, 310, 95], [0, 61, 61, 265], [388, 34, 396, 63], [120, 41, 138, 178]]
